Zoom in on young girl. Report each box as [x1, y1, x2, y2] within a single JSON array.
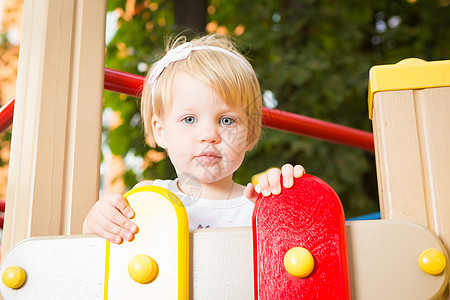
[[83, 34, 305, 244]]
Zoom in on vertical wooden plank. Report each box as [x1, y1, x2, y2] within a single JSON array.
[[415, 86, 450, 253], [2, 0, 106, 256], [372, 90, 428, 227], [60, 0, 107, 234], [3, 0, 73, 255]]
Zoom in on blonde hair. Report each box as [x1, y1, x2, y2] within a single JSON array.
[[141, 34, 262, 150]]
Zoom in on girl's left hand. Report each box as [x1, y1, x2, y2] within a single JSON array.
[[244, 164, 305, 203]]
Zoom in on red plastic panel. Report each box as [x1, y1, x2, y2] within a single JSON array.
[[253, 174, 350, 299]]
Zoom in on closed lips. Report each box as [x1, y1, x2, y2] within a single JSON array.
[[195, 152, 222, 165], [197, 152, 221, 158]]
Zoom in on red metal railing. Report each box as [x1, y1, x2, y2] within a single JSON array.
[[104, 68, 145, 97], [261, 108, 374, 151], [0, 201, 4, 228], [0, 68, 374, 151], [0, 100, 13, 229], [0, 98, 15, 134]]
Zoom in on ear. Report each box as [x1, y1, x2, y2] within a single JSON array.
[[152, 115, 167, 149]]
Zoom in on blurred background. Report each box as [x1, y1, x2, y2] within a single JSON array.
[[0, 0, 449, 219]]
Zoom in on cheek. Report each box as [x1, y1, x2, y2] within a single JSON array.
[[222, 128, 248, 155], [165, 128, 192, 155], [227, 143, 246, 173], [166, 126, 188, 143]]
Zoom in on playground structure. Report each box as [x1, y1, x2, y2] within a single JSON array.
[[0, 1, 449, 299]]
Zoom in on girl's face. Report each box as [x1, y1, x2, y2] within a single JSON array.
[[153, 72, 249, 185]]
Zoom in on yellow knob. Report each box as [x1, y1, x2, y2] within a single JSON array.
[[284, 247, 314, 278], [2, 266, 26, 289], [418, 248, 446, 275], [128, 254, 158, 284]]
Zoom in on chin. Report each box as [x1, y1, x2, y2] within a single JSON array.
[[195, 171, 231, 184]]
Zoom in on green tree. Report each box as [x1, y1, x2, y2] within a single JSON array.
[[104, 0, 449, 217]]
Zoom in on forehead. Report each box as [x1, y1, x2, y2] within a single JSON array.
[[170, 72, 233, 111], [172, 72, 215, 102], [167, 73, 247, 119], [169, 68, 240, 105]]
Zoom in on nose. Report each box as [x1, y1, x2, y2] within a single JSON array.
[[199, 123, 221, 144]]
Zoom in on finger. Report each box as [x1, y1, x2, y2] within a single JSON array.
[[281, 164, 294, 188], [105, 195, 138, 234], [244, 183, 259, 203], [294, 165, 306, 178], [100, 213, 136, 242], [103, 203, 138, 235], [89, 221, 124, 244], [257, 174, 271, 197], [267, 168, 282, 195], [108, 194, 135, 219]]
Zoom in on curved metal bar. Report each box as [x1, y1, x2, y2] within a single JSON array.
[[262, 107, 374, 151], [0, 98, 15, 133], [0, 68, 374, 152]]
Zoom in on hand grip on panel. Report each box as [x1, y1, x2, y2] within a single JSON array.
[[418, 248, 446, 276], [2, 266, 26, 289], [128, 254, 159, 284], [283, 247, 314, 278]]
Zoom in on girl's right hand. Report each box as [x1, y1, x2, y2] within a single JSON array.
[[83, 193, 138, 244]]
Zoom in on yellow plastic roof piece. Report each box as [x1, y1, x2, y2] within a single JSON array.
[[368, 58, 450, 119]]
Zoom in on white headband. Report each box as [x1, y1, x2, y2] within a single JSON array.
[[148, 42, 252, 108]]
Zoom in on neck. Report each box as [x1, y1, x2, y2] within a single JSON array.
[[177, 173, 241, 200]]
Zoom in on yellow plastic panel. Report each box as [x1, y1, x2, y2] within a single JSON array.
[[368, 59, 450, 119], [105, 186, 189, 299]]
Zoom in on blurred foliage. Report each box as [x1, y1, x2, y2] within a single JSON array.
[[104, 0, 449, 217]]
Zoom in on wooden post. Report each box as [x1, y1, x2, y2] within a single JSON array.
[[1, 0, 107, 256], [369, 58, 450, 298]]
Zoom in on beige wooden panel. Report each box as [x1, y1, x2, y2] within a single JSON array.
[[372, 90, 428, 226], [0, 236, 105, 300], [2, 0, 107, 256], [346, 220, 448, 300], [414, 87, 450, 253], [190, 228, 253, 299]]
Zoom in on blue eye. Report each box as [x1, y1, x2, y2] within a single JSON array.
[[182, 116, 196, 124], [220, 117, 235, 126]]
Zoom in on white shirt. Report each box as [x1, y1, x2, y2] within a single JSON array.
[[150, 179, 254, 229]]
